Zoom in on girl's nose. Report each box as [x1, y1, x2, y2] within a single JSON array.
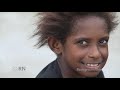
[[88, 45, 101, 59]]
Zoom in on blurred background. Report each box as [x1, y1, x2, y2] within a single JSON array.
[[0, 12, 120, 78]]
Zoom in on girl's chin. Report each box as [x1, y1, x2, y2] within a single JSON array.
[[77, 71, 101, 78]]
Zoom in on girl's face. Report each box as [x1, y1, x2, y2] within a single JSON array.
[[60, 16, 109, 78]]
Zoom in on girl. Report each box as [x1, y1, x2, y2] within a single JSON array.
[[34, 12, 118, 78]]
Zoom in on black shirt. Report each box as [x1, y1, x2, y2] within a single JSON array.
[[36, 60, 104, 78]]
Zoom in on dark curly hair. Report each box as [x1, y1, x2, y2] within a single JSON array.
[[33, 12, 118, 48]]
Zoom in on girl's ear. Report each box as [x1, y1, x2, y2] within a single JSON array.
[[48, 37, 63, 55]]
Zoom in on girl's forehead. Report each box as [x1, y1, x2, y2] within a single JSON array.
[[73, 16, 107, 29], [70, 16, 108, 34], [67, 29, 109, 42], [68, 16, 109, 38]]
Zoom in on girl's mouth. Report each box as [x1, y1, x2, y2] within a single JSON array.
[[80, 61, 102, 70]]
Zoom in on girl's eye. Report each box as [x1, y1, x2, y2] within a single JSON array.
[[99, 39, 108, 45], [78, 40, 88, 46]]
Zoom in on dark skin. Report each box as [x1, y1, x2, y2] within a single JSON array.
[[48, 16, 109, 78]]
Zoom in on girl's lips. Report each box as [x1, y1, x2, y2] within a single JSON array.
[[85, 63, 100, 69], [80, 61, 102, 70]]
